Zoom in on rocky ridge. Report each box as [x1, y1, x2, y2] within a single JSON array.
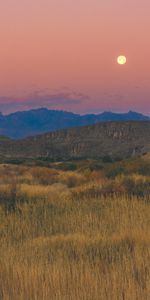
[[0, 121, 150, 160]]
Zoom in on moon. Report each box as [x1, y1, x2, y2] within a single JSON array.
[[117, 55, 127, 65]]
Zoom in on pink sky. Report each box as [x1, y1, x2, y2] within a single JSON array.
[[0, 0, 150, 114]]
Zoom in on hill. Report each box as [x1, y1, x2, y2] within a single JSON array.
[[0, 121, 150, 160], [0, 108, 149, 139]]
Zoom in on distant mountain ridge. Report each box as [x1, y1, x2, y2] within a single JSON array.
[[0, 108, 149, 139]]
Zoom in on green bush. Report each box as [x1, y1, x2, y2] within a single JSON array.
[[89, 162, 103, 171], [106, 166, 127, 179], [56, 162, 77, 171], [102, 155, 113, 163], [0, 182, 21, 213], [122, 177, 150, 198], [138, 161, 150, 176]]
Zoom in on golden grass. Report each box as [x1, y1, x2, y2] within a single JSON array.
[[0, 164, 150, 299]]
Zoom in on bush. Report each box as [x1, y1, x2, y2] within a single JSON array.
[[102, 155, 113, 163], [59, 172, 87, 188], [0, 181, 21, 213], [106, 166, 127, 179], [122, 177, 150, 198], [88, 162, 103, 171], [57, 162, 77, 171], [31, 167, 59, 185], [138, 161, 150, 176]]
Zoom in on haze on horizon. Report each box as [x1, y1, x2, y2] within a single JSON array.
[[0, 0, 150, 114]]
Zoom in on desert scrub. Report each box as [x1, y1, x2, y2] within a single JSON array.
[[58, 171, 88, 188], [0, 162, 150, 299], [0, 181, 21, 213], [0, 194, 150, 299], [31, 167, 59, 185], [122, 176, 150, 198]]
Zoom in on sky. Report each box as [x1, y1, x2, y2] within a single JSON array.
[[0, 0, 150, 115]]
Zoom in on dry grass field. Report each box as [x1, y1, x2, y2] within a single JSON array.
[[0, 158, 150, 299]]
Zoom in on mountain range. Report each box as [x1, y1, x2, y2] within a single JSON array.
[[0, 108, 149, 139]]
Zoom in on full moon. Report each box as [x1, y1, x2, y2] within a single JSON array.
[[117, 55, 127, 65]]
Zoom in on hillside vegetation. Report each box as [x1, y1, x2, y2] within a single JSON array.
[[0, 121, 150, 161], [0, 156, 150, 299]]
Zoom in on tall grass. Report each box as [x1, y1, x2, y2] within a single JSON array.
[[0, 164, 150, 299]]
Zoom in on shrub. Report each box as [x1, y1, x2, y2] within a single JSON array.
[[138, 161, 150, 176], [88, 162, 103, 171], [122, 177, 150, 198], [106, 165, 127, 179], [59, 172, 87, 188], [102, 155, 113, 163], [0, 181, 21, 213], [31, 167, 59, 185], [57, 162, 77, 171]]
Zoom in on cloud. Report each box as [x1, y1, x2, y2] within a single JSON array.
[[0, 90, 90, 114]]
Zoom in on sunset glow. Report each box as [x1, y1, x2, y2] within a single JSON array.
[[0, 0, 150, 114]]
